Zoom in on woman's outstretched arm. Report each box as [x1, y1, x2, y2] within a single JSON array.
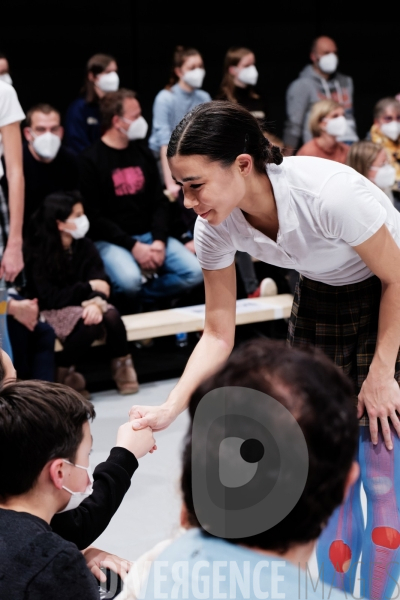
[[129, 263, 237, 431]]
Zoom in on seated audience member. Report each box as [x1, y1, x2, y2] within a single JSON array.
[[22, 103, 79, 227], [283, 36, 358, 154], [370, 97, 400, 201], [347, 140, 397, 204], [217, 46, 267, 123], [0, 379, 156, 599], [80, 89, 203, 308], [7, 291, 56, 381], [25, 191, 138, 396], [149, 46, 211, 200], [0, 52, 12, 85], [65, 53, 119, 154], [297, 99, 349, 163], [120, 339, 359, 599]]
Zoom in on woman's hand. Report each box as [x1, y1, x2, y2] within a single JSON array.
[[129, 403, 177, 432], [1, 242, 24, 282], [89, 279, 110, 297], [8, 298, 38, 331], [358, 370, 400, 450], [82, 303, 103, 325], [82, 546, 132, 583]]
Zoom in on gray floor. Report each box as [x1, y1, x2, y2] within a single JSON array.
[[90, 379, 189, 561]]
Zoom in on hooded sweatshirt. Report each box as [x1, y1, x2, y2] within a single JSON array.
[[283, 64, 358, 150]]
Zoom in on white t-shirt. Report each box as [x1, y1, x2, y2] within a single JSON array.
[[0, 80, 25, 179], [194, 156, 400, 286]]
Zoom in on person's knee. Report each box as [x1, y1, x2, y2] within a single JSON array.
[[96, 242, 142, 296]]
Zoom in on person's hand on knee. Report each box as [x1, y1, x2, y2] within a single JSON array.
[[132, 241, 158, 271], [8, 298, 39, 332], [89, 279, 110, 298], [150, 240, 166, 267], [82, 304, 103, 326]]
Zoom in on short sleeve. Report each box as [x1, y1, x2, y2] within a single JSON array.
[[194, 217, 236, 270], [0, 82, 25, 128], [318, 171, 387, 246]]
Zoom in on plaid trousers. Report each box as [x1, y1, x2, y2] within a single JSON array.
[[287, 274, 400, 427]]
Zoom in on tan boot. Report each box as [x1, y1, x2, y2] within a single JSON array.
[[56, 366, 90, 399], [111, 354, 139, 395]]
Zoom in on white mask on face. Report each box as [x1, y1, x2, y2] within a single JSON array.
[[237, 65, 259, 86], [325, 115, 348, 137], [380, 121, 400, 142], [318, 52, 338, 74], [372, 164, 396, 190], [31, 131, 61, 160], [0, 73, 12, 85], [182, 68, 206, 89], [57, 460, 94, 513], [66, 214, 90, 240], [96, 71, 119, 92], [121, 115, 148, 140]]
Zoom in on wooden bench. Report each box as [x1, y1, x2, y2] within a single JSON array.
[[55, 294, 294, 351]]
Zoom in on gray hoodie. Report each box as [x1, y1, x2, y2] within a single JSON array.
[[283, 64, 358, 150]]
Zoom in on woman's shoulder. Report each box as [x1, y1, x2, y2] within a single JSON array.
[[194, 89, 212, 102]]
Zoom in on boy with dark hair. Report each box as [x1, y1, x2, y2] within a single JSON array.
[[0, 380, 155, 599]]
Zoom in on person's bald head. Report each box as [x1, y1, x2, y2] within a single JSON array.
[[311, 36, 337, 61]]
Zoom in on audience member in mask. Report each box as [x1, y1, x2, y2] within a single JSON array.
[[347, 141, 398, 205], [80, 89, 203, 311], [25, 191, 138, 397], [22, 104, 79, 228], [369, 98, 400, 201], [217, 46, 267, 123], [283, 36, 358, 154], [0, 53, 12, 86], [65, 53, 119, 154], [0, 379, 156, 599], [149, 46, 211, 204], [297, 99, 350, 163]]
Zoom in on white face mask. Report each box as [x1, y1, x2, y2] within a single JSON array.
[[182, 68, 205, 89], [371, 164, 396, 190], [96, 71, 119, 92], [121, 115, 148, 140], [31, 131, 61, 160], [0, 73, 12, 85], [66, 214, 90, 240], [324, 115, 348, 137], [57, 460, 94, 513], [318, 53, 338, 74], [237, 65, 259, 86], [380, 121, 400, 142]]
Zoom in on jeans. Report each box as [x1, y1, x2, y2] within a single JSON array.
[[95, 233, 203, 301]]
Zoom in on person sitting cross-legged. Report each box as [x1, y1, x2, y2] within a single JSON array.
[[79, 88, 203, 312]]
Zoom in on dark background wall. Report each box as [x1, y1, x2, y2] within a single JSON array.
[[1, 2, 398, 142]]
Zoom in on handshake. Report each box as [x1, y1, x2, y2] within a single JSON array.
[[116, 420, 157, 459]]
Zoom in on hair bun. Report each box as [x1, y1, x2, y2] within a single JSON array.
[[261, 137, 283, 166]]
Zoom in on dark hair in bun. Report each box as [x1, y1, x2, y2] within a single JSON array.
[[167, 100, 283, 174]]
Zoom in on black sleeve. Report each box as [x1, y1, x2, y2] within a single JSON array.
[[29, 262, 93, 310], [51, 447, 138, 550], [80, 238, 109, 282], [28, 547, 99, 600], [80, 153, 136, 250], [142, 144, 170, 243]]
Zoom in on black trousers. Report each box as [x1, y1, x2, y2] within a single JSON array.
[[58, 307, 129, 367]]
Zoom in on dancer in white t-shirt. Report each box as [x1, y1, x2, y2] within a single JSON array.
[[130, 101, 400, 599], [0, 79, 25, 280]]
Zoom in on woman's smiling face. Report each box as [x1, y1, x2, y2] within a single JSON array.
[[169, 154, 249, 226]]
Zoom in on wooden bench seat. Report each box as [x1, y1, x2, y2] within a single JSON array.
[[55, 294, 294, 351]]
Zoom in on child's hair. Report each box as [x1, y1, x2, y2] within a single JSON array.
[[82, 53, 117, 102], [182, 339, 358, 552], [25, 190, 83, 286], [165, 46, 201, 90], [167, 101, 283, 174], [217, 46, 259, 103], [346, 141, 382, 178], [308, 99, 342, 137], [0, 381, 95, 500]]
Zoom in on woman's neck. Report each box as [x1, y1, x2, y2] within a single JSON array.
[[61, 232, 73, 250], [316, 132, 338, 153], [178, 80, 194, 94], [238, 171, 279, 241]]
